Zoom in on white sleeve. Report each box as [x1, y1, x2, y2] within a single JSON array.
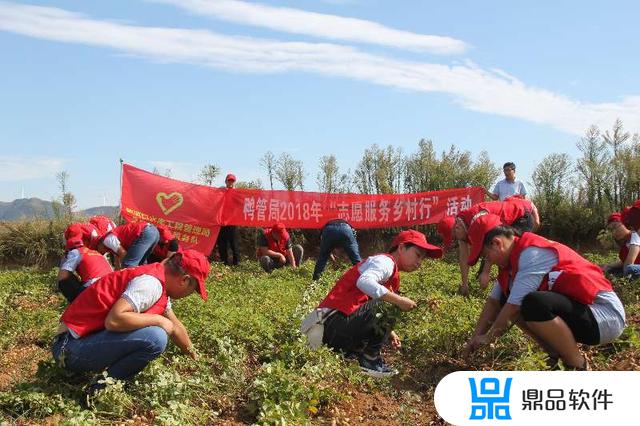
[[121, 275, 164, 313], [102, 233, 121, 253], [628, 232, 640, 246], [507, 247, 558, 306], [60, 249, 82, 272], [356, 255, 395, 299]]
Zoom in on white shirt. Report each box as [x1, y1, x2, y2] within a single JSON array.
[[492, 179, 527, 201], [102, 233, 122, 253]]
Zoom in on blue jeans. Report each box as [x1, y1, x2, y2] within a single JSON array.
[[52, 326, 168, 381], [123, 224, 160, 268], [623, 264, 640, 278], [313, 221, 361, 280]]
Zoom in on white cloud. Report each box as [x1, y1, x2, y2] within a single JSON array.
[[0, 3, 638, 136], [147, 0, 468, 54], [0, 155, 66, 181]]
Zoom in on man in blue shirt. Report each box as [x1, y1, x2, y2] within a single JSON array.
[[485, 162, 528, 201]]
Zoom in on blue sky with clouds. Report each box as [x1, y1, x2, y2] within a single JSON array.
[[1, 0, 638, 208]]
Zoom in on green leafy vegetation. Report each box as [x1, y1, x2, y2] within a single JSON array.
[[1, 253, 639, 424]]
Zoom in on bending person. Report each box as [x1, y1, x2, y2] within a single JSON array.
[[602, 212, 640, 277], [462, 214, 625, 370], [312, 219, 362, 281], [96, 221, 160, 269], [437, 198, 539, 296], [57, 237, 114, 303]]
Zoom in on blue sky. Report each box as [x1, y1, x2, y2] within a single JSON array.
[[1, 0, 638, 208]]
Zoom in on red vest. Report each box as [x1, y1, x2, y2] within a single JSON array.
[[111, 222, 148, 250], [64, 223, 99, 250], [263, 228, 290, 256], [498, 233, 612, 305], [75, 246, 113, 283], [61, 263, 168, 337], [458, 201, 527, 229], [618, 233, 640, 264], [318, 254, 400, 315]]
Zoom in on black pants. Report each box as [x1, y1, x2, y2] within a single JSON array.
[[217, 226, 239, 265], [520, 291, 600, 345], [58, 275, 85, 303], [322, 300, 393, 358]]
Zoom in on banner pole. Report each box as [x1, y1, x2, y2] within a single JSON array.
[[118, 158, 124, 221]]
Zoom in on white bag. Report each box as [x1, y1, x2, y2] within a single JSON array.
[[300, 309, 332, 350]]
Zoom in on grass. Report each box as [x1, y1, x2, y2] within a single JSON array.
[[0, 251, 638, 425]]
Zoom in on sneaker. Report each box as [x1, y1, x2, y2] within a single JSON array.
[[358, 355, 398, 378]]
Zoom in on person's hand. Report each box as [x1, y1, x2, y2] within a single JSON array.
[[478, 272, 492, 290], [458, 283, 470, 297], [390, 331, 402, 350], [461, 339, 475, 360], [396, 296, 418, 312], [157, 316, 175, 336], [276, 253, 286, 264], [186, 345, 199, 360]]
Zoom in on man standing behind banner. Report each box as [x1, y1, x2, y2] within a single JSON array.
[[485, 162, 528, 201], [257, 222, 304, 272], [217, 173, 240, 266]]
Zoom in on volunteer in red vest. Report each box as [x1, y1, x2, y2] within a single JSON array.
[[52, 249, 210, 395], [96, 221, 160, 269], [437, 198, 540, 296], [315, 230, 442, 377], [57, 237, 114, 303], [216, 173, 241, 266], [257, 222, 304, 272], [63, 222, 100, 250], [89, 215, 116, 237], [602, 212, 640, 277], [148, 224, 180, 263], [621, 200, 640, 278], [461, 214, 625, 370]]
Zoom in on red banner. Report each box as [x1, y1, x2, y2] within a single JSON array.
[[121, 164, 224, 254], [121, 163, 484, 252], [223, 187, 483, 228]]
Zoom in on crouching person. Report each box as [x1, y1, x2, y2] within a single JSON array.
[[462, 214, 626, 370], [52, 250, 210, 395], [57, 237, 114, 303], [303, 230, 442, 377], [257, 222, 304, 272]]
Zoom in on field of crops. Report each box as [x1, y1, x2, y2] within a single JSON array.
[[1, 252, 639, 425]]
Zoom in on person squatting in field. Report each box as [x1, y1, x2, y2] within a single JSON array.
[[257, 222, 304, 272], [304, 230, 442, 378], [58, 216, 117, 302], [52, 249, 210, 396], [461, 214, 626, 370], [95, 221, 160, 270], [601, 211, 640, 278], [312, 218, 362, 281], [437, 196, 540, 296], [618, 200, 640, 279]]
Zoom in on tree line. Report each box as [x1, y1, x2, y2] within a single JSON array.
[[197, 119, 639, 247]]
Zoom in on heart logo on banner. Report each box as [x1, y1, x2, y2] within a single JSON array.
[[156, 192, 184, 215]]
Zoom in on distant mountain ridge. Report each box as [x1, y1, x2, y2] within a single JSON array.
[[0, 198, 118, 221]]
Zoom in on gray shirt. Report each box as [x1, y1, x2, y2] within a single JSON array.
[[489, 246, 625, 344], [492, 179, 527, 200]]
